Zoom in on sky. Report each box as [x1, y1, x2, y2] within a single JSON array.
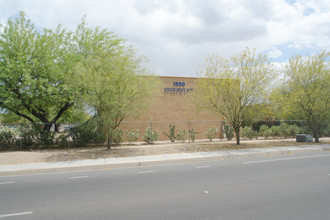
[[0, 0, 329, 77]]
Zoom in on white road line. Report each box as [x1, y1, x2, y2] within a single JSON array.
[[137, 171, 155, 174], [0, 181, 14, 185], [70, 176, 89, 179], [196, 166, 210, 169], [0, 211, 33, 218], [243, 154, 330, 164]]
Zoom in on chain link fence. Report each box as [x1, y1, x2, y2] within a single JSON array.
[[0, 120, 329, 151]]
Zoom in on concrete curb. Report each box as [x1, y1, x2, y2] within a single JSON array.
[[0, 144, 329, 173]]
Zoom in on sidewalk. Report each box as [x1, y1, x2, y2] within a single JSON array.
[[1, 144, 329, 174]]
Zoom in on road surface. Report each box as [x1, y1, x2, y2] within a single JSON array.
[[1, 151, 330, 219]]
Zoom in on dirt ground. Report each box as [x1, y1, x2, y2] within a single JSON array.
[[0, 138, 329, 165]]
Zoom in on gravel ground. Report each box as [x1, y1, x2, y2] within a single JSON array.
[[0, 138, 329, 165]]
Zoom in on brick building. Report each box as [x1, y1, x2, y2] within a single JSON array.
[[120, 76, 224, 141]]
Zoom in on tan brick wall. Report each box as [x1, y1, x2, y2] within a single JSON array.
[[120, 76, 224, 141]]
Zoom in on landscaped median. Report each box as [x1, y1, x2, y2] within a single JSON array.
[[0, 143, 329, 174], [0, 138, 329, 173]]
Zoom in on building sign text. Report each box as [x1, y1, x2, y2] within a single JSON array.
[[164, 81, 194, 95]]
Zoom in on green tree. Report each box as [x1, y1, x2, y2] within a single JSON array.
[[73, 49, 158, 149], [0, 12, 119, 132], [276, 51, 330, 142], [0, 12, 76, 132], [195, 48, 274, 145]]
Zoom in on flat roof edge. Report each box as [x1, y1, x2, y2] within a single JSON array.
[[157, 75, 199, 79]]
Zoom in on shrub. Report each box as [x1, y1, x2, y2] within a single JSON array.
[[270, 126, 281, 137], [0, 126, 18, 150], [143, 127, 159, 144], [205, 128, 218, 142], [57, 133, 69, 148], [39, 131, 56, 147], [223, 124, 234, 140], [189, 128, 199, 142], [19, 124, 41, 147], [70, 125, 90, 146], [70, 119, 105, 146], [177, 129, 188, 142], [12, 124, 59, 148], [289, 124, 302, 136], [111, 128, 123, 145], [259, 124, 272, 139], [163, 124, 177, 142], [126, 129, 140, 143], [242, 126, 257, 140], [280, 123, 291, 139], [321, 123, 330, 137]]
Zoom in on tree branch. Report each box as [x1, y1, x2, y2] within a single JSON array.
[[50, 102, 74, 124], [0, 101, 35, 123]]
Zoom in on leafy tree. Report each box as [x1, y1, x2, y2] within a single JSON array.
[[73, 50, 158, 149], [0, 12, 118, 132], [275, 51, 330, 142], [195, 48, 274, 144], [0, 12, 75, 132], [242, 102, 277, 127], [0, 111, 28, 123], [57, 105, 90, 124]]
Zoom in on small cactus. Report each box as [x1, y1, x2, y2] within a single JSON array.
[[163, 124, 177, 142]]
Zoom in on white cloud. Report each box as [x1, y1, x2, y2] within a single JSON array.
[[268, 47, 282, 58], [0, 0, 329, 76]]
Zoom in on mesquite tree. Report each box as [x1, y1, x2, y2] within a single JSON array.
[[196, 48, 274, 145]]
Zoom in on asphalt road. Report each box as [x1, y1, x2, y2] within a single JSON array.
[[1, 151, 330, 220]]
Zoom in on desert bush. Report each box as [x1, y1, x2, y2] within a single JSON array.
[[126, 129, 140, 143], [19, 124, 42, 147], [321, 123, 330, 137], [57, 133, 69, 148], [205, 128, 218, 142], [70, 119, 105, 146], [280, 123, 291, 138], [39, 131, 56, 147], [289, 124, 302, 136], [242, 126, 257, 140], [111, 128, 123, 145], [259, 124, 272, 139], [270, 126, 281, 137], [143, 127, 159, 144], [0, 126, 18, 150], [223, 124, 234, 140], [177, 129, 188, 142], [13, 124, 59, 148], [189, 128, 199, 142], [163, 124, 177, 142]]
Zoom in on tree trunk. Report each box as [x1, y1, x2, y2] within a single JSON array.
[[107, 135, 112, 150], [313, 132, 319, 143], [235, 127, 240, 145], [55, 123, 60, 132], [43, 123, 53, 133]]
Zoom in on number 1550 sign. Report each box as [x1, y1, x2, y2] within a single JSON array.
[[173, 82, 185, 87]]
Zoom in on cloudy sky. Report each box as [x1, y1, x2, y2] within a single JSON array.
[[0, 0, 329, 76]]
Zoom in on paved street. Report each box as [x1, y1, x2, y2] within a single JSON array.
[[1, 151, 330, 219]]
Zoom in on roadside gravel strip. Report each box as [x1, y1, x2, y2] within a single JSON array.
[[1, 144, 329, 174]]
